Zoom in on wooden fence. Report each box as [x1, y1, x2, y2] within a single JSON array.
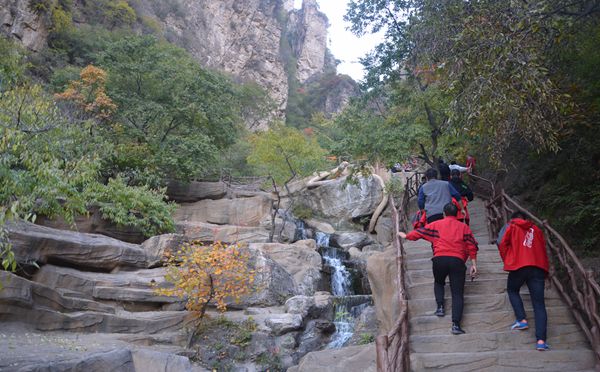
[[375, 173, 423, 371]]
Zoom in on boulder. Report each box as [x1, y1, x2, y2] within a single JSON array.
[[166, 180, 227, 202], [366, 248, 398, 333], [250, 241, 322, 296], [300, 176, 383, 222], [284, 292, 333, 321], [173, 195, 272, 227], [288, 344, 376, 372], [141, 234, 188, 267], [36, 205, 146, 244], [304, 219, 335, 234], [7, 220, 148, 270], [176, 221, 270, 244], [265, 314, 303, 335], [348, 306, 378, 345], [331, 231, 374, 250], [294, 319, 336, 357], [235, 247, 296, 308]]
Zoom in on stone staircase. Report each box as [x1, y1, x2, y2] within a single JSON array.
[[405, 199, 598, 371]]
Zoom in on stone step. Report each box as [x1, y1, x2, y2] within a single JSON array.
[[407, 266, 507, 286], [405, 249, 503, 263], [408, 292, 564, 317], [410, 349, 597, 371], [0, 305, 193, 334], [409, 307, 574, 336], [407, 278, 562, 300], [408, 278, 508, 299], [409, 324, 590, 353], [404, 258, 503, 272]]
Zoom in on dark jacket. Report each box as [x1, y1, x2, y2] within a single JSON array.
[[450, 178, 474, 201]]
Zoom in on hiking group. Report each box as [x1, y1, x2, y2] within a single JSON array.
[[398, 159, 551, 351]]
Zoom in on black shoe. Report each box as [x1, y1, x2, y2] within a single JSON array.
[[435, 305, 445, 317], [451, 322, 466, 335]]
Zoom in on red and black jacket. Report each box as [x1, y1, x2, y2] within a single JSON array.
[[498, 218, 549, 274], [405, 216, 478, 262]]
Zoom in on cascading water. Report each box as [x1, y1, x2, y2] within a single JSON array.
[[316, 232, 366, 349]]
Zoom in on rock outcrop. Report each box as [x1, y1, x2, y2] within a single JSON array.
[[0, 0, 48, 51], [299, 175, 384, 224], [288, 0, 329, 83], [7, 220, 151, 270]]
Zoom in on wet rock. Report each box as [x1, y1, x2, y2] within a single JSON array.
[[330, 231, 374, 250]]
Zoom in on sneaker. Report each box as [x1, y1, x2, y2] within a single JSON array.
[[451, 322, 465, 335], [435, 305, 445, 317], [510, 320, 529, 330], [536, 341, 550, 351]]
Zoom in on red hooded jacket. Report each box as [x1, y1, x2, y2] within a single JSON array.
[[498, 218, 549, 273], [405, 216, 478, 262]]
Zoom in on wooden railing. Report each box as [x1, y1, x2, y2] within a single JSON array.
[[376, 175, 420, 372], [474, 176, 600, 365]]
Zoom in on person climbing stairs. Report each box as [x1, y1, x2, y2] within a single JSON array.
[[404, 198, 598, 371]]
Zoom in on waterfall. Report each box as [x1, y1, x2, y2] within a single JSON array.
[[316, 232, 367, 349]]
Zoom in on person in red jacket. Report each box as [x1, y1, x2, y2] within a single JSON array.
[[497, 211, 550, 351], [399, 203, 478, 335]]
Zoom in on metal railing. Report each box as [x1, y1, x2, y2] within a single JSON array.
[[472, 175, 600, 366]]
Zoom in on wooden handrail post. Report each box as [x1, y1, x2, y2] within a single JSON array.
[[376, 335, 389, 372]]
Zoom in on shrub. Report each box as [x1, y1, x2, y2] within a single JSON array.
[[86, 177, 175, 237], [155, 241, 255, 318]]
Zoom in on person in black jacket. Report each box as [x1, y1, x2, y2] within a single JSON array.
[[438, 159, 451, 181], [449, 169, 473, 201]]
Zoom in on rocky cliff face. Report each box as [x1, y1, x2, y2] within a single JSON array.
[[0, 0, 353, 129], [287, 0, 329, 84], [0, 0, 48, 52]]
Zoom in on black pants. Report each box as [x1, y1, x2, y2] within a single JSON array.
[[507, 266, 547, 341], [427, 213, 444, 224], [432, 256, 466, 323]]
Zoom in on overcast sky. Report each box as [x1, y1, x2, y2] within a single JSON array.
[[294, 0, 384, 81]]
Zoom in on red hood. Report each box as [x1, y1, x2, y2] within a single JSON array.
[[510, 218, 534, 230]]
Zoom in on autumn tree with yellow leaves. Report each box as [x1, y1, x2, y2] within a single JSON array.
[[55, 64, 117, 124], [156, 241, 256, 319]]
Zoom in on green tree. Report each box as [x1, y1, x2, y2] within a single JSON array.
[[92, 35, 258, 183], [345, 0, 582, 163], [247, 124, 327, 186]]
